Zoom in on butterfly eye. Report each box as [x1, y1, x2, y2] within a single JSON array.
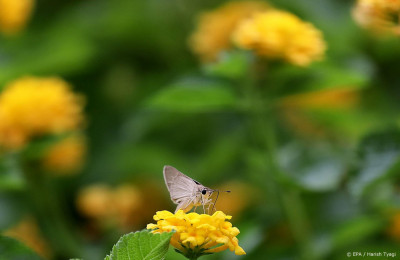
[[201, 189, 207, 195]]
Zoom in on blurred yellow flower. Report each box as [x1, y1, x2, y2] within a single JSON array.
[[77, 183, 153, 231], [0, 0, 34, 35], [388, 211, 400, 240], [0, 77, 84, 150], [43, 134, 86, 175], [233, 10, 326, 66], [353, 0, 400, 34], [112, 184, 143, 229], [147, 210, 245, 258], [3, 217, 51, 259], [189, 1, 269, 62], [76, 184, 114, 219]]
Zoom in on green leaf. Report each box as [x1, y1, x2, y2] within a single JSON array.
[[348, 129, 400, 199], [0, 154, 25, 191], [278, 143, 346, 192], [272, 60, 371, 97], [331, 216, 384, 250], [0, 235, 43, 260], [145, 79, 237, 112], [203, 50, 250, 80], [314, 216, 384, 258], [105, 230, 174, 260], [305, 61, 370, 91], [21, 133, 71, 161]]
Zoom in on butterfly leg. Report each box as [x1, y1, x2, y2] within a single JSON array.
[[175, 199, 194, 213], [200, 195, 207, 214]]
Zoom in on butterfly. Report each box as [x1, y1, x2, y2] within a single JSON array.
[[163, 165, 229, 213]]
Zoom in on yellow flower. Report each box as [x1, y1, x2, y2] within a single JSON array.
[[112, 184, 144, 229], [0, 0, 34, 35], [43, 134, 86, 175], [353, 0, 400, 34], [388, 211, 400, 240], [233, 10, 326, 66], [147, 210, 245, 258], [76, 183, 149, 230], [189, 1, 269, 62], [76, 184, 113, 219], [0, 77, 84, 150]]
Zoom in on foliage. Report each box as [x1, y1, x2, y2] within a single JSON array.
[[0, 236, 42, 260], [0, 0, 400, 259], [105, 230, 174, 260]]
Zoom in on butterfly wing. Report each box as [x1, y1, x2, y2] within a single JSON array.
[[175, 199, 195, 213], [163, 165, 199, 204]]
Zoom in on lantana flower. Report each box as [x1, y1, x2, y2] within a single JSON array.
[[0, 0, 35, 35], [147, 210, 245, 259], [353, 0, 400, 34], [233, 10, 326, 66], [189, 1, 269, 62], [43, 134, 86, 175], [0, 77, 84, 150]]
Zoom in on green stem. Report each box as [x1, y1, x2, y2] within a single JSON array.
[[23, 161, 82, 258], [245, 60, 316, 260]]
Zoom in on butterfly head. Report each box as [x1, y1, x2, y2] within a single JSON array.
[[200, 187, 214, 198]]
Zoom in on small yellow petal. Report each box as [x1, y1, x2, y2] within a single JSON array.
[[154, 210, 175, 220], [197, 224, 216, 231], [205, 244, 229, 254], [146, 224, 157, 230], [234, 245, 246, 255]]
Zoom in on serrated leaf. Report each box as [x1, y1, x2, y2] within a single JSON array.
[[145, 79, 237, 112], [0, 235, 43, 260], [105, 230, 174, 260]]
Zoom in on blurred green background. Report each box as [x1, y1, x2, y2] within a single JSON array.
[[1, 0, 400, 259]]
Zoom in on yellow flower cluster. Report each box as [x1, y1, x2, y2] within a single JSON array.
[[0, 0, 34, 35], [189, 1, 269, 61], [233, 10, 326, 66], [353, 0, 400, 34], [147, 210, 245, 258], [43, 134, 86, 175], [0, 77, 84, 150]]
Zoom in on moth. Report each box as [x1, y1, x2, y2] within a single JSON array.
[[163, 165, 229, 213]]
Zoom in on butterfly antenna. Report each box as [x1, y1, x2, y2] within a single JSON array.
[[211, 189, 231, 213], [211, 190, 219, 213]]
